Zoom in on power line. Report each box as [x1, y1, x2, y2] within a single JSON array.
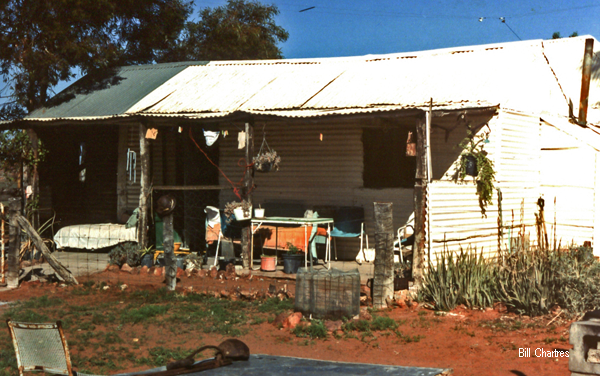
[[499, 17, 521, 40]]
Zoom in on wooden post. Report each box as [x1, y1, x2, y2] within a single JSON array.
[[241, 122, 254, 269], [163, 212, 176, 290], [7, 198, 21, 288], [27, 129, 40, 229], [372, 202, 394, 309], [412, 116, 427, 289], [116, 125, 129, 220], [15, 213, 78, 285], [138, 123, 151, 249], [0, 203, 4, 286]]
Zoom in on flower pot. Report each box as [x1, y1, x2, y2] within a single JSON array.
[[282, 253, 304, 274], [141, 253, 154, 268], [255, 161, 274, 172], [234, 206, 252, 221], [254, 208, 265, 218], [464, 155, 477, 177], [260, 256, 277, 272]]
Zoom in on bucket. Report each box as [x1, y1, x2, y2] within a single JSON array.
[[141, 253, 154, 268], [282, 253, 304, 274], [254, 208, 265, 218], [261, 256, 277, 272]]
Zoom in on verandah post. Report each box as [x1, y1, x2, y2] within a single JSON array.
[[241, 121, 254, 269]]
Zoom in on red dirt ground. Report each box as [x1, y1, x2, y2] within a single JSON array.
[[0, 269, 572, 376]]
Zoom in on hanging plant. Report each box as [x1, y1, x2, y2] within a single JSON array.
[[454, 124, 496, 217], [253, 126, 281, 172]]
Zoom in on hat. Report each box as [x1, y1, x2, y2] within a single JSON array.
[[156, 194, 176, 216]]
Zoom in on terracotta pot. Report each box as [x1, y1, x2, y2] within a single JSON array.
[[260, 256, 277, 272], [174, 242, 181, 252]]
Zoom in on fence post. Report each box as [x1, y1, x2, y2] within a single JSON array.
[[163, 211, 176, 290], [7, 198, 21, 289], [372, 202, 394, 309], [241, 121, 254, 269]]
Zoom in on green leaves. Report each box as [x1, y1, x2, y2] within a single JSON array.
[[159, 0, 289, 62]]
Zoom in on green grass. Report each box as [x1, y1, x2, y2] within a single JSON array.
[[292, 320, 328, 339]]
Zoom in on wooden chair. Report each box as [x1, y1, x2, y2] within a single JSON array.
[[6, 319, 101, 376]]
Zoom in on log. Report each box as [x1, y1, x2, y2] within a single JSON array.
[[14, 213, 78, 285]]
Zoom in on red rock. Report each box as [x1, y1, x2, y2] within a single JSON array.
[[221, 290, 231, 298], [273, 310, 293, 327], [185, 268, 193, 277], [359, 310, 372, 321], [154, 267, 163, 276], [130, 267, 141, 275], [121, 264, 133, 273], [141, 266, 149, 273], [197, 269, 208, 278], [226, 263, 236, 275], [282, 312, 303, 329], [209, 267, 218, 279], [360, 285, 371, 296], [239, 289, 255, 299], [107, 264, 120, 272], [494, 302, 508, 313], [324, 320, 343, 332], [176, 268, 185, 278]]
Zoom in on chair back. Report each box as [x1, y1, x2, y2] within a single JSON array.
[[6, 320, 73, 376], [332, 207, 364, 237]]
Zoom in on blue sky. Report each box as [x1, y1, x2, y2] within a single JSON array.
[[194, 0, 600, 58]]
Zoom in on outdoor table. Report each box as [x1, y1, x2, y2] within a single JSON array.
[[250, 216, 333, 270]]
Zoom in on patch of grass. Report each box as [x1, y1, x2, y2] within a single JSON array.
[[137, 347, 190, 367], [394, 331, 424, 343], [370, 316, 399, 331], [256, 297, 294, 314], [120, 304, 171, 324], [292, 320, 328, 339]]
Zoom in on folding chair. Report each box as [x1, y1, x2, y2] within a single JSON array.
[[205, 206, 241, 267], [6, 319, 102, 376], [329, 207, 365, 261], [394, 213, 414, 264]]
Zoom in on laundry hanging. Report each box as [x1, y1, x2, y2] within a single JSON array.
[[203, 129, 219, 146]]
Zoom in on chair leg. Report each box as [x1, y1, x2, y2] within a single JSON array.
[[334, 238, 338, 261], [214, 232, 222, 267]]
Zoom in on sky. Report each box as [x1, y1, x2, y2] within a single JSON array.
[[192, 0, 600, 59]]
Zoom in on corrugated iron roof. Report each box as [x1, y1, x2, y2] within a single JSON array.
[[27, 61, 208, 119], [22, 36, 600, 124]]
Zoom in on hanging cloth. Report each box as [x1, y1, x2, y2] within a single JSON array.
[[203, 130, 219, 146]]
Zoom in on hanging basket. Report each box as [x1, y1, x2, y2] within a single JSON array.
[[255, 161, 274, 173], [464, 155, 477, 177]]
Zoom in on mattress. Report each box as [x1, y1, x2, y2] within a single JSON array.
[[54, 223, 138, 250]]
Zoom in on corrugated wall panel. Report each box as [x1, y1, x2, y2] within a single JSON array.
[[428, 110, 541, 262], [218, 119, 416, 260]]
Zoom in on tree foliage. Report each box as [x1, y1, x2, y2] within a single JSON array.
[[0, 0, 192, 113], [160, 0, 289, 62]]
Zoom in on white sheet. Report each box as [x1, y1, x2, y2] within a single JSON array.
[[54, 223, 138, 250]]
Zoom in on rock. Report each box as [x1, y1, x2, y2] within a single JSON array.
[[324, 320, 343, 332], [141, 266, 150, 273], [121, 264, 133, 273], [185, 286, 194, 293], [196, 269, 208, 278], [359, 310, 372, 321], [185, 268, 193, 277], [221, 290, 231, 298], [282, 312, 303, 329], [176, 268, 185, 278], [385, 297, 395, 308], [119, 284, 128, 291], [107, 264, 120, 272], [226, 263, 236, 275], [102, 285, 110, 290], [209, 266, 218, 279], [360, 285, 371, 297], [130, 267, 141, 275], [273, 310, 293, 327], [154, 267, 163, 276], [268, 283, 277, 294], [494, 302, 508, 313], [239, 289, 255, 300]]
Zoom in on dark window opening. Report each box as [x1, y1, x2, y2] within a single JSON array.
[[363, 126, 416, 188]]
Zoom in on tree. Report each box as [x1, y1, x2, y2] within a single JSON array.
[[552, 31, 579, 39], [160, 0, 289, 62], [0, 0, 192, 222]]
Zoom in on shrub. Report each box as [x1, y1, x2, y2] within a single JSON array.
[[108, 242, 142, 267]]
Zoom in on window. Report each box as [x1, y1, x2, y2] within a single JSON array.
[[362, 126, 416, 188]]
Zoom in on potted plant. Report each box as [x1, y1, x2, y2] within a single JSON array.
[[454, 124, 496, 217], [282, 242, 304, 274], [139, 246, 155, 268], [224, 200, 253, 221], [253, 150, 281, 172], [260, 253, 277, 272]]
